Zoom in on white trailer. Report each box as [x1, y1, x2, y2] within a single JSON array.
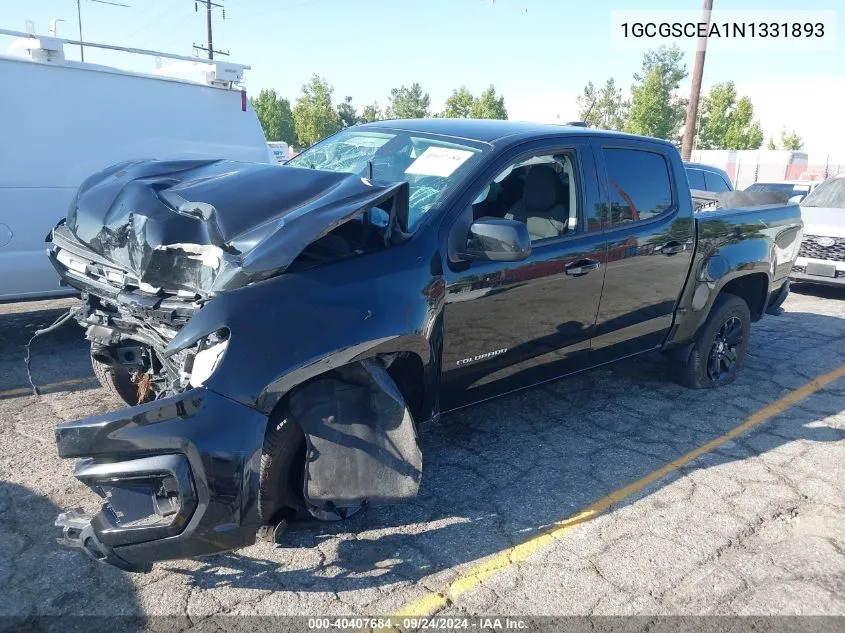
[[0, 29, 270, 301]]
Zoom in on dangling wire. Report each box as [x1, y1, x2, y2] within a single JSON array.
[[24, 307, 82, 396]]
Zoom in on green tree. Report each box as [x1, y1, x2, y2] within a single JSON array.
[[443, 86, 475, 118], [635, 46, 687, 87], [766, 137, 777, 150], [780, 128, 804, 150], [696, 82, 763, 150], [293, 74, 341, 147], [577, 78, 627, 130], [469, 84, 508, 119], [386, 82, 431, 119], [624, 46, 687, 140], [336, 95, 358, 128], [250, 88, 295, 145], [360, 102, 383, 123]]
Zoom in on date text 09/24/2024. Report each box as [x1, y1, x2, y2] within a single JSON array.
[[307, 617, 528, 630]]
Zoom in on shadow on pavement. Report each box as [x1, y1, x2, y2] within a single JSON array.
[[0, 481, 143, 631], [790, 282, 845, 301], [170, 308, 845, 595]]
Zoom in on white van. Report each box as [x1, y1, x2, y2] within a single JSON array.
[[0, 30, 270, 301]]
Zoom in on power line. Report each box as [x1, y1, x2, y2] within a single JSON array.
[[190, 0, 227, 59], [116, 0, 179, 44], [74, 0, 131, 61], [134, 3, 195, 51]]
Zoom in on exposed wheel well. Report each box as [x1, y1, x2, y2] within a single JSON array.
[[385, 352, 426, 421], [719, 273, 768, 321], [266, 352, 426, 432]]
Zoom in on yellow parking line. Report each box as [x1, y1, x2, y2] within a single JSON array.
[[0, 376, 97, 399], [393, 364, 845, 618]]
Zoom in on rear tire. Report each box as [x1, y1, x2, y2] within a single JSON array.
[[673, 293, 751, 389], [91, 354, 149, 406]]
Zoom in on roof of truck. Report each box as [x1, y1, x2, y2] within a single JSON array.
[[358, 118, 675, 147]]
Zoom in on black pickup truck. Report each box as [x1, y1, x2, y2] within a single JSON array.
[[47, 119, 802, 571]]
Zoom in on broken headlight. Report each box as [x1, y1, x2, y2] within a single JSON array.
[[186, 329, 230, 388]]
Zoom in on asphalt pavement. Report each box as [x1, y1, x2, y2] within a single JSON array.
[[0, 286, 843, 630]]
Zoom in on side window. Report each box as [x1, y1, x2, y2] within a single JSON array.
[[471, 151, 579, 243], [686, 168, 706, 190], [704, 171, 731, 192], [602, 148, 673, 225]]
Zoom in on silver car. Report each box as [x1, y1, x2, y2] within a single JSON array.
[[791, 173, 845, 287]]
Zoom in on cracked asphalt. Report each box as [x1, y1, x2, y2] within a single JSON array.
[[0, 285, 844, 629]]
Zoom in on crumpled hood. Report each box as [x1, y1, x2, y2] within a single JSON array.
[[66, 159, 407, 295], [799, 206, 845, 238]]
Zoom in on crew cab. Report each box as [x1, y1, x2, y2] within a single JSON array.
[[47, 120, 802, 571]]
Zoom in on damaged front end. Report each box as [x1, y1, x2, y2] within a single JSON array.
[[49, 159, 423, 570], [54, 389, 269, 572], [48, 158, 411, 400]]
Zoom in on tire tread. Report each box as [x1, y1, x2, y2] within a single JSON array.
[[672, 293, 751, 389]]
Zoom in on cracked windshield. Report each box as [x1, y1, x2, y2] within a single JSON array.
[[288, 128, 486, 229]]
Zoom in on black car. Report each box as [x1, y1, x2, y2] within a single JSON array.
[[684, 161, 733, 192], [48, 119, 801, 570]]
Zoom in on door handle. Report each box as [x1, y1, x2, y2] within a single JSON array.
[[660, 241, 686, 256], [565, 259, 601, 276]]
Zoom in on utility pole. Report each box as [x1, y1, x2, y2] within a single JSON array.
[[192, 0, 228, 60], [205, 0, 213, 59], [680, 0, 713, 161], [74, 0, 130, 62]]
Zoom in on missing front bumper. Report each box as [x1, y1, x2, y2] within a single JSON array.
[[54, 388, 269, 571]]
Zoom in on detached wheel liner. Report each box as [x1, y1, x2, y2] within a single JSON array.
[[673, 293, 751, 389], [259, 360, 423, 529]]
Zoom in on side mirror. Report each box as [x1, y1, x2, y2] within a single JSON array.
[[458, 218, 531, 262]]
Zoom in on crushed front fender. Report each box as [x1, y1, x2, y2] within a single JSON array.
[[54, 388, 268, 570]]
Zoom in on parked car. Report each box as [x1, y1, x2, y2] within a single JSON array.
[[745, 180, 818, 203], [684, 162, 734, 192], [791, 173, 845, 287], [0, 28, 270, 301], [48, 120, 801, 571]]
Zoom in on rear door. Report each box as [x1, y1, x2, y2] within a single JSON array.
[[589, 141, 694, 360]]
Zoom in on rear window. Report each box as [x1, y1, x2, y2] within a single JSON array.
[[704, 172, 731, 192], [686, 168, 706, 190], [603, 149, 673, 224]]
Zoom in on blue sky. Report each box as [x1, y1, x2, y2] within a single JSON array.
[[3, 0, 843, 154]]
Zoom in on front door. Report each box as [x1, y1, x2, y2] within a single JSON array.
[[439, 141, 607, 411]]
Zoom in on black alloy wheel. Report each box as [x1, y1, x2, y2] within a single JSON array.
[[707, 316, 744, 383]]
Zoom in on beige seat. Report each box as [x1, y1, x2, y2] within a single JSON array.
[[505, 165, 568, 240]]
